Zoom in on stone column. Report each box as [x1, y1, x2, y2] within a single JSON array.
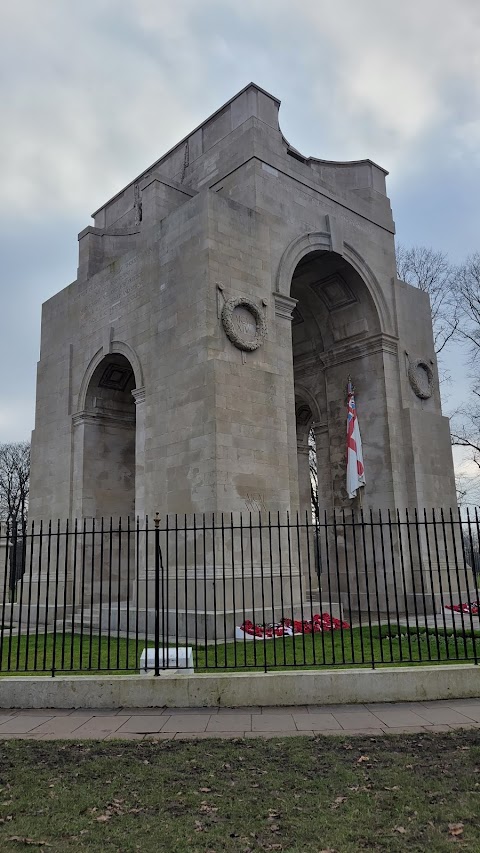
[[273, 293, 300, 513], [132, 387, 146, 521], [71, 413, 87, 520], [131, 387, 147, 614]]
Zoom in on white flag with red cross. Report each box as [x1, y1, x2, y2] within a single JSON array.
[[346, 378, 366, 499]]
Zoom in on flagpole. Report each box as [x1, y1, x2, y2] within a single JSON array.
[[358, 486, 363, 510]]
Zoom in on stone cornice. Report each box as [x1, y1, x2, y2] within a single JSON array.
[[273, 293, 298, 320], [139, 172, 197, 197], [321, 333, 399, 369], [131, 387, 146, 405], [296, 442, 310, 455], [208, 150, 394, 235], [78, 225, 140, 240], [292, 334, 398, 373], [312, 421, 329, 436], [72, 410, 135, 429]]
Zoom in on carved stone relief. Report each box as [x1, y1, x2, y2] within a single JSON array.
[[407, 356, 434, 399], [221, 297, 267, 351]]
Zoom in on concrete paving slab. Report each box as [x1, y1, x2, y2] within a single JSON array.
[[294, 713, 342, 731], [252, 714, 297, 731], [446, 704, 480, 721], [116, 716, 166, 734], [36, 732, 89, 741], [307, 704, 368, 714], [260, 706, 309, 714], [161, 715, 211, 732], [75, 708, 125, 716], [381, 725, 431, 734], [1, 700, 480, 740], [368, 709, 434, 728], [244, 730, 314, 738], [174, 731, 247, 739], [206, 715, 252, 732], [325, 728, 385, 736], [334, 712, 384, 730], [5, 708, 70, 716], [386, 702, 446, 714], [411, 707, 477, 725], [69, 716, 126, 738], [33, 715, 94, 735], [365, 703, 423, 712], [0, 715, 53, 733]]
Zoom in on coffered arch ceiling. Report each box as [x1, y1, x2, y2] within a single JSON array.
[[291, 250, 382, 359]]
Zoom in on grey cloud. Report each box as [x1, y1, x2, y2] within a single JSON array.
[[2, 0, 480, 214], [0, 0, 478, 452], [0, 217, 79, 441]]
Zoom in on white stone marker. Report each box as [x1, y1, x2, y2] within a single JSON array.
[[139, 647, 194, 675]]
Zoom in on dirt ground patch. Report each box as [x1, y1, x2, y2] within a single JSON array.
[[0, 730, 479, 852]]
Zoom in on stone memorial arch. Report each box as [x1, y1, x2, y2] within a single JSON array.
[[28, 83, 458, 625]]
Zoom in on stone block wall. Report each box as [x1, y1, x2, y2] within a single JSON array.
[[28, 83, 458, 623]]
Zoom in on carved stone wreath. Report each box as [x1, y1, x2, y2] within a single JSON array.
[[221, 297, 267, 352], [408, 358, 434, 399]]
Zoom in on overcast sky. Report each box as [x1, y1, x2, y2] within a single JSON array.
[[1, 0, 479, 490]]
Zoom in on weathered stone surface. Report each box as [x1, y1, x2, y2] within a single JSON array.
[[27, 83, 458, 621], [30, 82, 456, 523]]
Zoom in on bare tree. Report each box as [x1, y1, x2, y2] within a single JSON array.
[[448, 253, 480, 496], [0, 441, 30, 525], [450, 399, 480, 475], [454, 465, 480, 508], [454, 252, 480, 358], [396, 243, 458, 355]]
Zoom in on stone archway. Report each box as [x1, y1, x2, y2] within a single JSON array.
[[286, 247, 409, 615], [72, 350, 147, 526], [70, 352, 145, 607], [277, 231, 393, 336], [289, 248, 383, 511]]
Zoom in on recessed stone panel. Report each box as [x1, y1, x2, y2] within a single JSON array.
[[310, 273, 357, 312], [98, 362, 134, 391]]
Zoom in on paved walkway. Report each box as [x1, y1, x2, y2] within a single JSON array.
[[0, 698, 479, 740]]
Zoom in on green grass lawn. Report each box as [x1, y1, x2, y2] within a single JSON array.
[[0, 632, 138, 676], [195, 624, 480, 671], [1, 624, 479, 674], [1, 731, 480, 852]]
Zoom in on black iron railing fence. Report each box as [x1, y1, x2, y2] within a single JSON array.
[[0, 509, 479, 676]]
